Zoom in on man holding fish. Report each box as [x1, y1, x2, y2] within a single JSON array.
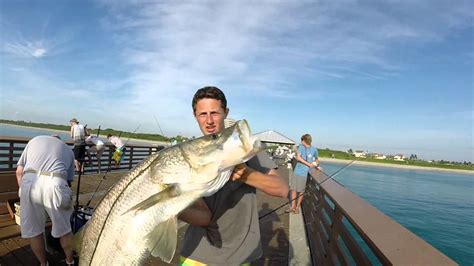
[[179, 86, 289, 265], [75, 86, 288, 265]]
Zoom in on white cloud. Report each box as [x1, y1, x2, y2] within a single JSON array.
[[3, 40, 47, 58], [1, 1, 472, 161], [91, 1, 473, 135], [32, 48, 46, 58]]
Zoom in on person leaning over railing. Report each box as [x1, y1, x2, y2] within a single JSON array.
[[107, 134, 125, 168], [85, 134, 105, 172], [286, 134, 319, 214]]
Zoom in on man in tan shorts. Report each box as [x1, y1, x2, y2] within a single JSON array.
[[16, 135, 76, 266]]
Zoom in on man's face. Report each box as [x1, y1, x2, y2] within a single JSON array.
[[194, 98, 228, 136]]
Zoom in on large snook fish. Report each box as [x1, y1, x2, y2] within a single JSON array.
[[75, 120, 261, 265]]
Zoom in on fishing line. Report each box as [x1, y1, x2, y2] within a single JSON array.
[[153, 115, 165, 137], [153, 115, 172, 146], [77, 124, 141, 208], [258, 160, 356, 221], [123, 124, 142, 146], [86, 172, 108, 207]]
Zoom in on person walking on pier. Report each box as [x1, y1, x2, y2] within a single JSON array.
[[287, 134, 319, 214], [70, 118, 88, 173], [178, 86, 289, 265], [16, 135, 76, 266]]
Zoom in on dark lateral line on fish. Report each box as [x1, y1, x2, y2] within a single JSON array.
[[88, 152, 162, 262], [178, 144, 195, 170]]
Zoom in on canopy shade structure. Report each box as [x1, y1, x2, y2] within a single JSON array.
[[253, 130, 295, 145]]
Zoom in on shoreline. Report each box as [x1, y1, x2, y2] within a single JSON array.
[[319, 157, 474, 175], [2, 123, 471, 174], [1, 123, 72, 135], [0, 123, 170, 147]]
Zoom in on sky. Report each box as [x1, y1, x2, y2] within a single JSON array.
[[0, 0, 472, 162]]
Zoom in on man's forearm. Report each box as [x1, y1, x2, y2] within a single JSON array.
[[241, 169, 289, 198], [16, 166, 24, 186], [297, 154, 313, 167], [178, 199, 211, 226]]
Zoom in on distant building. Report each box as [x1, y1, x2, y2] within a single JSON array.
[[394, 154, 406, 161], [374, 153, 386, 160], [353, 150, 367, 158]]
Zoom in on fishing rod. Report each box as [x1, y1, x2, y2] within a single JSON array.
[[90, 123, 140, 203], [74, 171, 83, 210], [85, 172, 107, 207], [258, 160, 356, 221]]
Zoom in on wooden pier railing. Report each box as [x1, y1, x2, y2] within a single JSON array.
[[302, 168, 456, 265], [0, 136, 165, 229], [0, 136, 165, 173]]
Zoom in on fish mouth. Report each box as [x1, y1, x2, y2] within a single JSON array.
[[236, 120, 261, 155]]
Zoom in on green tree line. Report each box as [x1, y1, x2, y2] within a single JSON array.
[[319, 148, 473, 171], [0, 119, 169, 142]]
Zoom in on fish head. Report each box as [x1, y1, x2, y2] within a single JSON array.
[[161, 119, 261, 188], [179, 119, 261, 169], [218, 119, 262, 168]]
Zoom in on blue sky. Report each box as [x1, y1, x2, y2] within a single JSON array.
[[1, 1, 472, 162]]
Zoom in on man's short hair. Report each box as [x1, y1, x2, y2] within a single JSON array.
[[192, 86, 227, 113], [107, 134, 112, 138], [301, 134, 312, 145]]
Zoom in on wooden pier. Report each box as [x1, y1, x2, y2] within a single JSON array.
[[0, 136, 457, 265]]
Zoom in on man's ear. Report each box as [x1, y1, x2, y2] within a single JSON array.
[[224, 108, 229, 117]]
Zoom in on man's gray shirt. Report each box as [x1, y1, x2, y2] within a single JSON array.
[[17, 136, 75, 181], [181, 151, 277, 264]]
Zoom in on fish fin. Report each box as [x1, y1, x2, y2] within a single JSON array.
[[72, 224, 86, 254], [147, 216, 178, 263], [122, 185, 178, 215], [188, 162, 220, 185]]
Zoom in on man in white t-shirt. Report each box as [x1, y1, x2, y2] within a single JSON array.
[[70, 118, 88, 173]]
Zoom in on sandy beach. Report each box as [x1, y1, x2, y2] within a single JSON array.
[[319, 157, 474, 175]]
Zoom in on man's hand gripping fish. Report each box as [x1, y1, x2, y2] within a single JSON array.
[[75, 120, 261, 265]]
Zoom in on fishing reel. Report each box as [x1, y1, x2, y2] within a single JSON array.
[[71, 205, 94, 233]]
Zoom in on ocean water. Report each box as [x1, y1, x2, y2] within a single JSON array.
[[0, 123, 72, 140], [320, 161, 474, 265]]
